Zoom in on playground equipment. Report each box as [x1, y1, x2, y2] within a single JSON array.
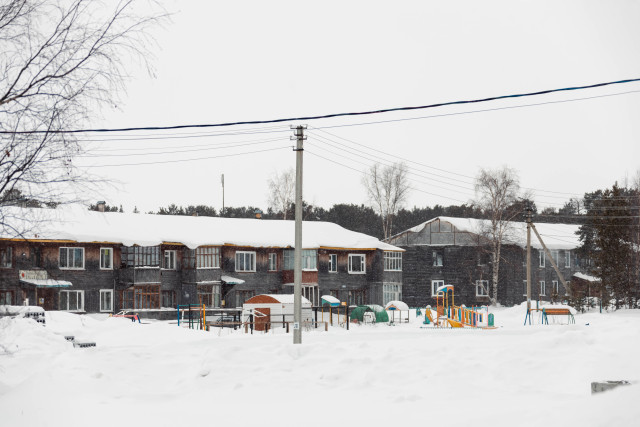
[[423, 285, 494, 329], [177, 304, 206, 329], [524, 303, 575, 325], [321, 295, 344, 326], [350, 305, 389, 324], [110, 311, 141, 323], [385, 300, 410, 323]]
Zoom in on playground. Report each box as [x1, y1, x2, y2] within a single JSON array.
[[1, 303, 638, 426]]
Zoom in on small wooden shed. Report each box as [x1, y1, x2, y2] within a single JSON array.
[[243, 294, 312, 331]]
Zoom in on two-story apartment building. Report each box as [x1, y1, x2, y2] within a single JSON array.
[[386, 217, 589, 307], [0, 206, 403, 313]]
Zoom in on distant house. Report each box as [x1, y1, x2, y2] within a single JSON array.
[[0, 206, 403, 314], [386, 217, 590, 307]]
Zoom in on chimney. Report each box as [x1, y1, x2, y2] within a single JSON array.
[[97, 201, 106, 212]]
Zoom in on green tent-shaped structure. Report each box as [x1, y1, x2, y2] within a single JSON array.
[[350, 304, 389, 323]]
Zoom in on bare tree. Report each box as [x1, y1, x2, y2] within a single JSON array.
[[363, 162, 410, 239], [267, 168, 295, 219], [0, 0, 164, 235], [474, 166, 521, 305]]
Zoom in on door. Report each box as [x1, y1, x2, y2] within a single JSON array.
[[254, 307, 271, 332]]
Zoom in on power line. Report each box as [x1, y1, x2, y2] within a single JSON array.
[[79, 145, 291, 168], [5, 77, 640, 134]]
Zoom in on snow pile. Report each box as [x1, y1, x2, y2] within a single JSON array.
[[0, 307, 639, 426]]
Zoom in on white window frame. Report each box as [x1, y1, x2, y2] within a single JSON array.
[[329, 254, 337, 273], [0, 246, 12, 268], [431, 280, 444, 297], [540, 280, 546, 296], [552, 280, 559, 295], [348, 254, 366, 274], [539, 250, 545, 268], [59, 290, 84, 312], [383, 282, 402, 306], [433, 251, 443, 267], [235, 251, 256, 272], [565, 281, 570, 296], [552, 250, 559, 266], [163, 250, 177, 270], [100, 247, 113, 270], [302, 249, 317, 271], [565, 250, 571, 268], [268, 253, 277, 271], [384, 251, 402, 271], [476, 280, 489, 297], [99, 289, 113, 312], [196, 247, 220, 269], [59, 247, 85, 270]]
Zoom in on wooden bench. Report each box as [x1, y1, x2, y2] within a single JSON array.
[[542, 308, 575, 324]]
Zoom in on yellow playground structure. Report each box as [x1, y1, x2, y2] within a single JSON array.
[[423, 284, 495, 329]]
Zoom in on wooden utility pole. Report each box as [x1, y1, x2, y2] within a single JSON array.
[[291, 125, 306, 344]]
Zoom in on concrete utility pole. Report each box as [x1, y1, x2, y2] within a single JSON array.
[[525, 205, 533, 312], [291, 125, 306, 344]]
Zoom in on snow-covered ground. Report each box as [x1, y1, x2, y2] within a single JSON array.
[[1, 304, 639, 426]]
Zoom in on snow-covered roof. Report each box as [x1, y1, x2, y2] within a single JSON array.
[[401, 216, 581, 250], [0, 206, 403, 251], [573, 272, 601, 282]]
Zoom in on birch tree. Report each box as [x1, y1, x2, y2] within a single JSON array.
[[474, 166, 521, 305], [267, 168, 295, 219], [362, 162, 410, 239], [0, 0, 164, 235]]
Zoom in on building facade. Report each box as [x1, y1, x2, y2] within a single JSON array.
[[0, 207, 403, 313], [387, 217, 590, 308]]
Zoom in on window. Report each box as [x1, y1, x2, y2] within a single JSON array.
[[163, 250, 177, 270], [384, 252, 402, 271], [0, 290, 13, 305], [236, 251, 256, 272], [476, 280, 489, 297], [329, 254, 337, 273], [283, 249, 317, 270], [522, 280, 527, 297], [59, 290, 84, 311], [121, 246, 159, 267], [565, 281, 570, 296], [0, 247, 12, 268], [383, 283, 402, 305], [59, 247, 84, 269], [348, 254, 366, 274], [197, 284, 221, 308], [552, 250, 559, 266], [302, 284, 319, 306], [162, 291, 175, 308], [100, 248, 113, 270], [552, 280, 559, 295], [348, 289, 365, 306], [540, 281, 546, 296], [134, 284, 160, 309], [268, 253, 277, 271], [539, 250, 545, 268], [432, 251, 443, 267], [477, 252, 490, 266], [183, 249, 195, 269], [431, 280, 444, 297], [197, 247, 220, 268], [100, 289, 113, 312], [522, 250, 526, 267], [565, 251, 571, 268]]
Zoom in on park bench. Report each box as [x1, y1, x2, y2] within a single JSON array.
[[542, 307, 575, 325]]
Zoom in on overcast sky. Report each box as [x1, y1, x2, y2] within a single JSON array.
[[79, 0, 640, 215]]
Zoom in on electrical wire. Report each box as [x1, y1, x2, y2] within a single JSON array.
[[4, 77, 640, 134]]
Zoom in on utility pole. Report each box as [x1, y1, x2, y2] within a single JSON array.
[[525, 205, 533, 313], [221, 174, 225, 216], [291, 125, 306, 344]]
